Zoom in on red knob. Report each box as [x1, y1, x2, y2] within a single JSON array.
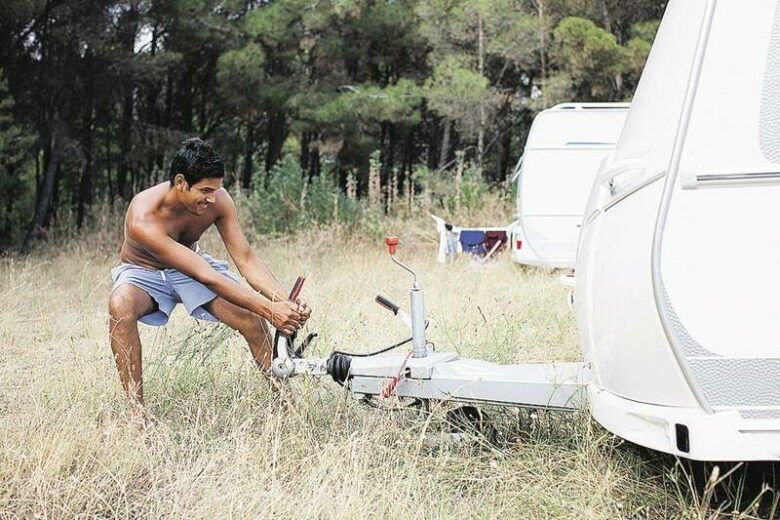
[[385, 236, 400, 255]]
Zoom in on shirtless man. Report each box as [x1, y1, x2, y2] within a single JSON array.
[[108, 137, 310, 421]]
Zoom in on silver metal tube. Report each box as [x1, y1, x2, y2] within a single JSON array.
[[391, 255, 417, 282], [410, 285, 427, 358]]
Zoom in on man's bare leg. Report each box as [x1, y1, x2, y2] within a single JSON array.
[[108, 284, 157, 422], [203, 297, 274, 371]]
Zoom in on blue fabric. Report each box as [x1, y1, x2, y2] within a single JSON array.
[[111, 253, 241, 326], [459, 229, 487, 255]]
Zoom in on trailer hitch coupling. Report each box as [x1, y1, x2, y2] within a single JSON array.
[[326, 353, 352, 384]]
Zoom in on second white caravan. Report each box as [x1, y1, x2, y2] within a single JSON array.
[[511, 103, 629, 269]]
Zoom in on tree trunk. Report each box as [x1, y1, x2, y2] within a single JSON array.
[[2, 164, 16, 247], [50, 158, 61, 224], [401, 130, 414, 188], [242, 120, 255, 189], [309, 145, 320, 179], [35, 146, 42, 203], [77, 111, 95, 228], [24, 132, 65, 250], [477, 12, 485, 168], [117, 82, 133, 198], [180, 65, 194, 132], [117, 5, 138, 199], [426, 111, 439, 169], [498, 129, 512, 185], [105, 116, 114, 200], [299, 131, 311, 173], [379, 121, 388, 181], [385, 123, 396, 181], [78, 50, 96, 228], [163, 72, 174, 130], [538, 0, 548, 108], [599, 0, 622, 96], [600, 0, 612, 32], [438, 119, 451, 169], [264, 110, 286, 172]]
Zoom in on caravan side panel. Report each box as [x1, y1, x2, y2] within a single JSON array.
[[661, 0, 780, 418], [576, 0, 707, 408], [578, 179, 697, 406]]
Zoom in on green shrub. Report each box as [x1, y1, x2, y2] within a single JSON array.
[[247, 155, 306, 234], [410, 159, 490, 215], [459, 163, 489, 212], [37, 149, 510, 245], [246, 155, 365, 235]]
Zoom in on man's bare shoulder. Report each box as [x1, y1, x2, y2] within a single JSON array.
[[126, 184, 168, 234], [127, 183, 168, 213], [213, 187, 238, 217]]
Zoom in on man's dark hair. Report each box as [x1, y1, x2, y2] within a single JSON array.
[[169, 137, 224, 186]]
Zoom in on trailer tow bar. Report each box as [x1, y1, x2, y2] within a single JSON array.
[[270, 237, 591, 413]]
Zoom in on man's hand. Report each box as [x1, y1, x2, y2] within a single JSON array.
[[296, 299, 312, 325], [268, 300, 303, 336]]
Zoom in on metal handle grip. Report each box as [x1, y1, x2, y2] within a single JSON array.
[[375, 295, 400, 315]]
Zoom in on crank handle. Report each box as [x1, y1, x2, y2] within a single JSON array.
[[385, 236, 417, 284], [271, 276, 307, 379]]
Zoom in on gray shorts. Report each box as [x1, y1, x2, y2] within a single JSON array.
[[111, 253, 241, 326]]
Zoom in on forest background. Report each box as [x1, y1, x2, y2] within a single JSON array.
[[0, 0, 666, 250]]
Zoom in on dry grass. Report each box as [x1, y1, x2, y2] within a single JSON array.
[[0, 214, 775, 519]]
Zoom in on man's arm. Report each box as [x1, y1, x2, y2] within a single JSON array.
[[215, 192, 292, 302], [128, 217, 301, 335]]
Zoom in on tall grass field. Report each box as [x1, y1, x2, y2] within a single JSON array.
[[1, 208, 778, 518]]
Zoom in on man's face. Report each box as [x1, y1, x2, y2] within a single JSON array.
[[176, 176, 223, 215]]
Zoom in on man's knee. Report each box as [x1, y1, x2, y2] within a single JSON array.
[[108, 285, 150, 324]]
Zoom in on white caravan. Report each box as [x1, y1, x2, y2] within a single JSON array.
[[576, 0, 780, 460], [511, 103, 629, 268], [272, 0, 780, 462]]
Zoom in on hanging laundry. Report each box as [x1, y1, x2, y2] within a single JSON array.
[[431, 214, 516, 264], [445, 223, 459, 261], [459, 229, 487, 255], [485, 230, 508, 253]]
